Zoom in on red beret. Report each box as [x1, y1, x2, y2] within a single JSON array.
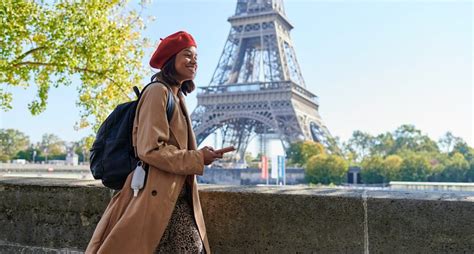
[[149, 31, 197, 69]]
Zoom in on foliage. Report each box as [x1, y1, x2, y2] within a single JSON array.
[[286, 140, 325, 166], [14, 146, 42, 162], [345, 131, 374, 162], [392, 124, 439, 153], [324, 135, 343, 155], [73, 135, 94, 162], [451, 141, 474, 162], [467, 161, 474, 182], [398, 152, 432, 181], [439, 131, 463, 153], [437, 152, 470, 182], [360, 156, 385, 184], [287, 124, 473, 184], [40, 133, 66, 156], [371, 132, 395, 157], [304, 154, 348, 185], [383, 155, 403, 180], [0, 0, 153, 130], [360, 154, 403, 184], [0, 128, 30, 162]]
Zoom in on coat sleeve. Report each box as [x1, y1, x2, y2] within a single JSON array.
[[135, 84, 204, 175]]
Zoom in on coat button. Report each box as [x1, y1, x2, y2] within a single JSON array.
[[151, 190, 157, 196]]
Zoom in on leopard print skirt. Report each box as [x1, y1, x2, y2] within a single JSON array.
[[155, 183, 205, 254]]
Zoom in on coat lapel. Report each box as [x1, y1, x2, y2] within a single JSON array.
[[178, 93, 197, 150], [168, 93, 187, 150]]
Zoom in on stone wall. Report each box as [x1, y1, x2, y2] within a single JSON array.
[[1, 177, 473, 253]]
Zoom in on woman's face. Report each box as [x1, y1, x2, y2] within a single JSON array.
[[174, 46, 198, 83]]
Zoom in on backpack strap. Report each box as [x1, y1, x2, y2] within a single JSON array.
[[165, 86, 175, 123], [133, 81, 176, 164], [134, 81, 175, 123]]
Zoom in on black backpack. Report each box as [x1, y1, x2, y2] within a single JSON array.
[[89, 81, 175, 190]]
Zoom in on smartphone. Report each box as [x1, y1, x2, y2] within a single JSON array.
[[215, 146, 236, 154]]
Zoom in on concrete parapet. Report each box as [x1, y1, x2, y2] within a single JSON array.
[[390, 181, 474, 192], [0, 177, 473, 253]]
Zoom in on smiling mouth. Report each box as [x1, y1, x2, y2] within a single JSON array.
[[187, 66, 196, 73]]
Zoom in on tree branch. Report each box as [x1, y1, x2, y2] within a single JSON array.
[[14, 46, 47, 62], [105, 76, 133, 99], [11, 61, 130, 99], [12, 61, 110, 75]]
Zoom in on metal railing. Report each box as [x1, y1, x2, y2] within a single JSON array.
[[198, 81, 319, 105]]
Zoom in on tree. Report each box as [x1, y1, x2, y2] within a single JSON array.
[[383, 155, 403, 181], [73, 135, 94, 163], [361, 155, 404, 184], [438, 132, 464, 154], [40, 133, 65, 161], [360, 156, 385, 184], [286, 140, 325, 166], [346, 131, 374, 162], [393, 124, 422, 151], [398, 152, 432, 181], [1, 0, 153, 129], [341, 141, 357, 165], [0, 128, 30, 162], [438, 152, 470, 182], [416, 135, 439, 153], [304, 154, 348, 185], [451, 141, 474, 162], [325, 135, 343, 155], [15, 145, 41, 162], [467, 161, 474, 182], [393, 125, 439, 153], [371, 132, 394, 157]]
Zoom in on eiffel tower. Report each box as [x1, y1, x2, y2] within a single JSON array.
[[191, 0, 332, 161]]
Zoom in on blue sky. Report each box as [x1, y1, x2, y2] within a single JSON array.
[[1, 0, 472, 149]]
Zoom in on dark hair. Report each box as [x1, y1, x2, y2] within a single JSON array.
[[151, 55, 195, 96]]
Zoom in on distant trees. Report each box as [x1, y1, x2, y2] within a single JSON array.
[[286, 141, 325, 166], [287, 140, 348, 184], [437, 153, 470, 182], [397, 153, 432, 181], [345, 131, 374, 162], [73, 136, 93, 163], [0, 129, 30, 162], [39, 133, 66, 160], [286, 124, 474, 184], [347, 125, 474, 183], [0, 128, 90, 163], [305, 153, 348, 185]]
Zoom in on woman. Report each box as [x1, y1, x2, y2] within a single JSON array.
[[86, 31, 221, 254]]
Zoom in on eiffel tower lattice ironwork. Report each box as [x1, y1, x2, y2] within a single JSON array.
[[191, 0, 333, 161]]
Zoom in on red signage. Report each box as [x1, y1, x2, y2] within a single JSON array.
[[261, 156, 268, 179]]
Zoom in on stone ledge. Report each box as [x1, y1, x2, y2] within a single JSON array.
[[1, 177, 473, 253], [0, 177, 102, 187], [0, 240, 83, 254], [2, 177, 472, 201]]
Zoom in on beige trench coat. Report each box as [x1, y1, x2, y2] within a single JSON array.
[[86, 81, 211, 254]]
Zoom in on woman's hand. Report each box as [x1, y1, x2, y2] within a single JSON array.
[[199, 146, 223, 165]]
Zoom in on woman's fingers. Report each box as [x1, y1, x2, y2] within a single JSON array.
[[214, 152, 223, 159], [200, 146, 223, 164]]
